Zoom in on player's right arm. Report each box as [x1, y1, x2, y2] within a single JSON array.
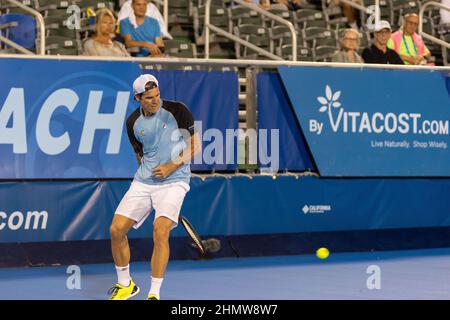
[[135, 152, 143, 166], [126, 108, 144, 166]]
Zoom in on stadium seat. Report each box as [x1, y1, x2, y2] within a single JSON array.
[[295, 9, 327, 30], [234, 24, 270, 59], [230, 5, 263, 28], [280, 44, 314, 61], [165, 39, 197, 58], [45, 35, 80, 54], [37, 0, 74, 11], [264, 7, 292, 28], [270, 25, 304, 50], [314, 45, 338, 62], [77, 0, 114, 11], [304, 27, 336, 47], [0, 13, 36, 50]]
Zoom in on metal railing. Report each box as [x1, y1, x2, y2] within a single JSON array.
[[3, 53, 450, 70], [419, 1, 450, 50], [0, 0, 45, 55], [153, 0, 168, 35], [339, 0, 379, 17], [204, 0, 296, 61]]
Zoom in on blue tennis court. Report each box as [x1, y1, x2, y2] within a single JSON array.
[[1, 248, 450, 300]]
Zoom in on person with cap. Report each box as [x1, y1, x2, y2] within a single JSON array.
[[362, 20, 404, 65], [108, 74, 201, 300], [387, 13, 432, 65]]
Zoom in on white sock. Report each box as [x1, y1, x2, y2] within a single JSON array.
[[149, 277, 164, 298], [115, 265, 131, 287]]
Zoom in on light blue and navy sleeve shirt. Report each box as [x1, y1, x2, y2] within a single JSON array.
[[126, 99, 195, 186]]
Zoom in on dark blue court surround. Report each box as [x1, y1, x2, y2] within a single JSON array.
[[1, 176, 450, 243]]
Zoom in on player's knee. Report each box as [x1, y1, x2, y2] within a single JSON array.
[[110, 224, 126, 241], [153, 224, 170, 244]]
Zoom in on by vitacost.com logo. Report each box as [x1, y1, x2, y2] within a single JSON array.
[[309, 85, 449, 136]]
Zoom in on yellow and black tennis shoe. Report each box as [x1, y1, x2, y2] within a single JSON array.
[[108, 279, 140, 300], [147, 294, 159, 300]]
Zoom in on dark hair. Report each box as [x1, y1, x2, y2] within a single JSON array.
[[145, 81, 158, 91], [135, 81, 158, 101]]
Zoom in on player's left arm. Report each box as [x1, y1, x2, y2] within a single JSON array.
[[152, 104, 200, 179], [152, 132, 201, 179]]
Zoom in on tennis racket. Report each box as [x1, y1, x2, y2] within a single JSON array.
[[179, 215, 206, 255]]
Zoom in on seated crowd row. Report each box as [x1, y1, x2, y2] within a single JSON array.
[[86, 0, 431, 65]]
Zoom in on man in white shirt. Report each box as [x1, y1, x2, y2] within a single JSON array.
[[441, 0, 450, 25], [118, 0, 172, 39]]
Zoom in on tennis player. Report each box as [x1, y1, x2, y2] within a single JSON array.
[[108, 74, 200, 300]]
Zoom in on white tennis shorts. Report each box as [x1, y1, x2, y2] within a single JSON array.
[[115, 180, 190, 229]]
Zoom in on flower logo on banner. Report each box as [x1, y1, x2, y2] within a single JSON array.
[[317, 85, 342, 131]]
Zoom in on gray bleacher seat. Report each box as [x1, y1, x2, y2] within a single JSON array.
[[329, 18, 349, 31], [234, 24, 270, 58], [304, 27, 336, 47], [40, 8, 67, 17], [264, 6, 292, 28], [169, 0, 191, 25], [46, 46, 78, 55], [37, 0, 74, 10], [193, 4, 230, 45], [168, 0, 194, 41], [295, 9, 327, 30], [314, 45, 338, 62], [197, 5, 230, 31], [0, 0, 37, 11], [270, 25, 305, 49], [230, 5, 263, 28], [358, 32, 370, 49], [421, 16, 434, 36], [280, 44, 314, 61], [77, 0, 114, 11], [441, 34, 450, 65], [46, 26, 77, 37], [209, 42, 235, 59], [45, 34, 80, 54], [321, 0, 346, 26], [164, 39, 197, 58]]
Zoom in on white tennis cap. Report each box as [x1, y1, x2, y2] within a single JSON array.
[[373, 20, 391, 32], [133, 74, 159, 95]]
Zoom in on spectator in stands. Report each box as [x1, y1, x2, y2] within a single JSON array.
[[332, 28, 363, 63], [362, 20, 404, 64], [118, 0, 172, 39], [83, 8, 130, 57], [244, 0, 271, 9], [440, 0, 450, 26], [328, 0, 361, 30], [387, 13, 432, 65], [274, 0, 303, 11], [259, 0, 271, 9], [120, 0, 165, 57]]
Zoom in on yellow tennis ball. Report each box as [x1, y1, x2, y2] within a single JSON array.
[[316, 247, 329, 259]]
